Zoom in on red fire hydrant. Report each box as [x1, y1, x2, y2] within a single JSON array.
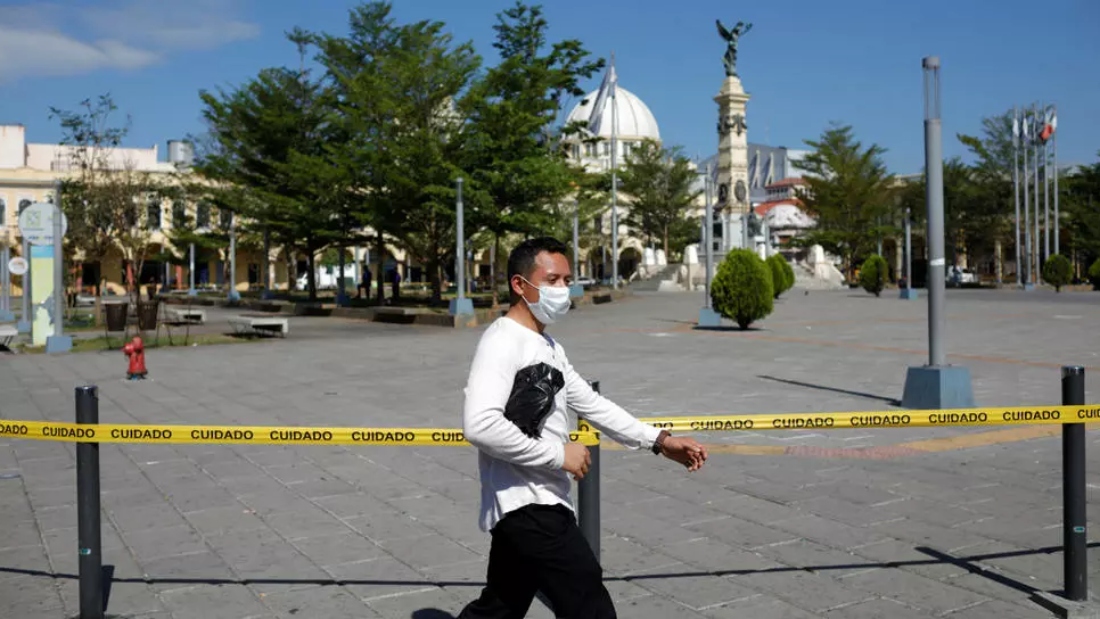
[[123, 336, 148, 380]]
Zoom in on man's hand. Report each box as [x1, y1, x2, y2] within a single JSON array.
[[561, 442, 592, 480], [660, 436, 708, 472]]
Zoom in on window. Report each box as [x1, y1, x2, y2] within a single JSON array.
[[219, 208, 233, 230], [147, 199, 161, 230], [0, 198, 5, 226], [172, 203, 187, 228], [18, 199, 31, 215], [196, 202, 211, 229]]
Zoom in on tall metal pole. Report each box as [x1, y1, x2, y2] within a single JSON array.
[[456, 177, 466, 304], [572, 200, 580, 276], [1, 244, 9, 315], [188, 243, 195, 295], [610, 53, 619, 290], [1022, 112, 1032, 287], [19, 234, 31, 331], [1053, 106, 1060, 255], [904, 207, 912, 291], [1044, 127, 1051, 261], [1033, 104, 1041, 275], [228, 219, 237, 300], [922, 57, 946, 367], [1013, 107, 1022, 288], [704, 165, 714, 307], [53, 182, 64, 338]]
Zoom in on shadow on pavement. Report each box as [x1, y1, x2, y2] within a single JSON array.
[[757, 374, 901, 406]]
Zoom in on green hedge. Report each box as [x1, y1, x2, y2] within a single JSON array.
[[859, 255, 888, 297], [1089, 258, 1100, 290], [1042, 254, 1072, 292], [711, 249, 773, 329], [766, 254, 795, 299]]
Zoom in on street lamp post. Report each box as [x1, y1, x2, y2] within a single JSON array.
[[449, 177, 473, 316], [698, 164, 721, 327], [901, 56, 973, 410], [899, 207, 918, 300]]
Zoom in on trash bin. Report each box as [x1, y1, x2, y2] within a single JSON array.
[[105, 302, 129, 332], [136, 301, 159, 331]]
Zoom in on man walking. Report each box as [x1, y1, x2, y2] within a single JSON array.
[[459, 237, 708, 618]]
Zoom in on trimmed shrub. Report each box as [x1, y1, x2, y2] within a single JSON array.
[[858, 255, 888, 297], [1089, 258, 1100, 291], [766, 254, 795, 299], [1042, 254, 1072, 292], [711, 249, 773, 329]]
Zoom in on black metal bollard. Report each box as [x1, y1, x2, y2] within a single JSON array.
[[1061, 366, 1087, 602], [578, 380, 601, 560], [76, 386, 103, 619]]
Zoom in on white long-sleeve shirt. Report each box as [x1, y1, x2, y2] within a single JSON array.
[[463, 316, 662, 532]]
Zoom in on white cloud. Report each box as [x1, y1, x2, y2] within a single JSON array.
[[0, 0, 259, 83]]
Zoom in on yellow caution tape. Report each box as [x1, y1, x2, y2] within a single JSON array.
[[577, 403, 1100, 433], [4, 403, 1097, 448], [0, 420, 601, 447]]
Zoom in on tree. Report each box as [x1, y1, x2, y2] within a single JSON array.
[[462, 1, 604, 305], [798, 124, 896, 279], [711, 249, 773, 329], [859, 254, 888, 297], [1041, 253, 1072, 292], [1061, 154, 1100, 273], [957, 109, 1019, 279], [195, 41, 341, 301], [618, 139, 702, 258], [50, 94, 162, 302]]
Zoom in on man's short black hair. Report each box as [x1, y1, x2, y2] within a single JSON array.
[[507, 236, 569, 287]]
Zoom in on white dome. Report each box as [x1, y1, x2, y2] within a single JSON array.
[[566, 86, 660, 141]]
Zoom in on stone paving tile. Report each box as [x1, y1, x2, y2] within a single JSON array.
[[259, 583, 382, 618], [0, 574, 66, 617], [291, 531, 385, 567], [365, 585, 467, 618], [700, 594, 822, 618], [379, 534, 482, 570], [160, 583, 270, 619], [821, 597, 937, 618], [839, 567, 992, 615], [329, 556, 437, 601]]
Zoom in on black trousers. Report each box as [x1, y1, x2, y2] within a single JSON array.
[[458, 503, 616, 619]]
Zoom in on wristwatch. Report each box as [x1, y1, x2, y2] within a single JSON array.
[[652, 430, 671, 455]]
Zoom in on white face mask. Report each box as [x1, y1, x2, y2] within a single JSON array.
[[521, 277, 571, 325]]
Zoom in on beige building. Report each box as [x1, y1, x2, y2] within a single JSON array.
[[0, 124, 300, 297]]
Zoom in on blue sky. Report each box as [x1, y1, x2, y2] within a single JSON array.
[[2, 0, 1097, 174]]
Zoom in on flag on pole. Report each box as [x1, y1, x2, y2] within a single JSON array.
[[585, 61, 617, 135], [1021, 113, 1030, 143], [1039, 106, 1057, 143], [1012, 112, 1020, 148]]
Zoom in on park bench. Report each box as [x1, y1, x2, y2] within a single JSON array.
[[0, 324, 16, 348], [228, 315, 289, 338], [166, 308, 206, 325]]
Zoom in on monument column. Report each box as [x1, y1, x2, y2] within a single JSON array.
[[714, 20, 753, 252]]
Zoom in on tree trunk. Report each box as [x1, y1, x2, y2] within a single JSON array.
[[429, 254, 442, 304], [286, 250, 297, 294], [306, 242, 317, 302], [491, 233, 501, 308], [663, 226, 669, 258], [375, 233, 386, 305], [337, 243, 346, 301], [994, 238, 1003, 285]]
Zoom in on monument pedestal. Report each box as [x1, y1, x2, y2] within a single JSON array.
[[901, 365, 974, 410], [713, 77, 752, 246], [899, 288, 919, 300]]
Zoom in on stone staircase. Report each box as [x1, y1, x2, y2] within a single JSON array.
[[630, 264, 684, 292]]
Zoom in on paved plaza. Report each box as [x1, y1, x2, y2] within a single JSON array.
[[1, 287, 1099, 618]]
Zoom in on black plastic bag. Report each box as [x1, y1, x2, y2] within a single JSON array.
[[504, 362, 565, 438]]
